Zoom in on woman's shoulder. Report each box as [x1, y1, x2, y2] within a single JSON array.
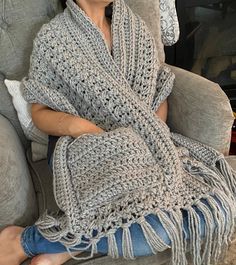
[[32, 12, 66, 49]]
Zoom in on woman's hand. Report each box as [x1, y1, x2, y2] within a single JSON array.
[[155, 99, 168, 123], [69, 117, 105, 138]]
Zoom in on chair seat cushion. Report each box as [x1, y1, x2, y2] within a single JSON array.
[[225, 155, 236, 170]]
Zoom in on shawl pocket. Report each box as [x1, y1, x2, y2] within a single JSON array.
[[65, 126, 161, 209]]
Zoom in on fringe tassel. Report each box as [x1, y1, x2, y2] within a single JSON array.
[[195, 200, 214, 265], [122, 223, 135, 259], [186, 206, 202, 265], [189, 190, 236, 265], [213, 190, 236, 242], [34, 190, 236, 264], [216, 157, 236, 196], [65, 238, 98, 261], [35, 210, 74, 243], [168, 209, 188, 265], [172, 132, 236, 198], [182, 218, 189, 253], [205, 196, 225, 264], [184, 157, 235, 203], [157, 210, 186, 265], [107, 230, 119, 258], [137, 215, 171, 253], [35, 209, 102, 261], [35, 209, 60, 230], [139, 190, 235, 265]]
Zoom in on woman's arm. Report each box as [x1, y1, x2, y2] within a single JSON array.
[[32, 97, 168, 137], [155, 99, 168, 123], [31, 103, 104, 137]]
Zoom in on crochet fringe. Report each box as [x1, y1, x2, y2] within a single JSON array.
[[36, 190, 235, 265], [170, 132, 236, 198], [216, 157, 236, 195], [35, 158, 236, 265]]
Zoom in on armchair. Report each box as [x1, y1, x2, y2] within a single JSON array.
[[0, 0, 235, 264]]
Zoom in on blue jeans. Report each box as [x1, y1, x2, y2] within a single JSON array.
[[20, 155, 226, 258]]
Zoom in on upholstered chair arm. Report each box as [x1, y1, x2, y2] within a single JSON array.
[[166, 65, 234, 155], [0, 114, 38, 229]]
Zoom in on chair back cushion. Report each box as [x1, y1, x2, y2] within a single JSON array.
[[0, 0, 62, 146]]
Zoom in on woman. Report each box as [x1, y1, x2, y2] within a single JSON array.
[[0, 0, 234, 265], [0, 2, 168, 264]]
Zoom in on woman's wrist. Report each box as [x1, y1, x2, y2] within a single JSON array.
[[66, 115, 104, 138], [155, 99, 168, 123], [63, 114, 84, 137]]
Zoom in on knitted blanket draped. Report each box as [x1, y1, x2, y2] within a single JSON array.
[[21, 0, 236, 264]]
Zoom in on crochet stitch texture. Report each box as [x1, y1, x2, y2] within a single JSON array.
[[21, 0, 236, 264]]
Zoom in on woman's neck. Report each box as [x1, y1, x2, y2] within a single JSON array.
[[74, 0, 111, 31], [74, 0, 113, 52]]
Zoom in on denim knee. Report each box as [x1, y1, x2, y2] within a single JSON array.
[[20, 196, 227, 258], [96, 219, 158, 257], [93, 220, 154, 257], [20, 225, 91, 257], [144, 213, 172, 247], [20, 226, 37, 258]]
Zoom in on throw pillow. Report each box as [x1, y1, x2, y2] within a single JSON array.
[[4, 79, 48, 160], [159, 0, 180, 46]]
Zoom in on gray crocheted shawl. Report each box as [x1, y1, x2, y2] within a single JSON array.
[[21, 0, 236, 264]]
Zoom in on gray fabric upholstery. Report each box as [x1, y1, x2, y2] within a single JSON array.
[[0, 114, 38, 230], [0, 1, 235, 265], [0, 0, 62, 147], [167, 65, 234, 156], [25, 148, 59, 216], [0, 0, 61, 80], [225, 156, 236, 171], [0, 77, 29, 149]]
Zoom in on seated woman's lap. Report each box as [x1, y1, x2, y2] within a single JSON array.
[[30, 195, 223, 257], [46, 156, 227, 257], [87, 195, 226, 257]]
